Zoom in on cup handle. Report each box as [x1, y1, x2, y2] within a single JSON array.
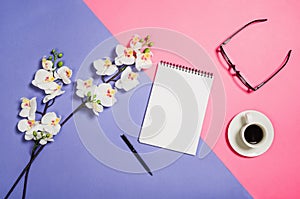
[[244, 113, 252, 124]]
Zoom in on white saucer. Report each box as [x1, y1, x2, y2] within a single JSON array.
[[227, 110, 274, 157]]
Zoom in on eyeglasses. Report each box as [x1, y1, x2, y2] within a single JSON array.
[[218, 19, 292, 91]]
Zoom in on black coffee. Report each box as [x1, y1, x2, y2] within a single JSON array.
[[244, 124, 264, 144]]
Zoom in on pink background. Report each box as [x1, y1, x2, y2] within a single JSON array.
[[84, 0, 300, 198]]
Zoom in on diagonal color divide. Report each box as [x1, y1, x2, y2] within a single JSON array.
[[84, 0, 300, 198]]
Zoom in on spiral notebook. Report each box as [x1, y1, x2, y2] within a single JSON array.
[[139, 61, 214, 155]]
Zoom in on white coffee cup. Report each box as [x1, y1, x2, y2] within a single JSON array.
[[240, 113, 268, 148]]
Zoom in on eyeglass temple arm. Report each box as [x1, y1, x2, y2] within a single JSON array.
[[255, 50, 292, 90], [222, 19, 268, 45]]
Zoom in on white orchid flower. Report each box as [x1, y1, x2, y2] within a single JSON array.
[[24, 124, 43, 141], [85, 83, 117, 116], [18, 119, 37, 133], [17, 103, 60, 145], [56, 66, 72, 84], [114, 45, 135, 66], [84, 85, 103, 116], [85, 101, 103, 116], [135, 50, 153, 71], [17, 119, 47, 143], [25, 129, 54, 145], [95, 83, 117, 107], [38, 131, 54, 145], [93, 57, 118, 76], [115, 67, 139, 91], [19, 97, 37, 120], [43, 83, 65, 103], [76, 78, 95, 98], [18, 118, 55, 145], [41, 112, 61, 135], [42, 57, 54, 71], [130, 34, 143, 50], [32, 69, 57, 90]]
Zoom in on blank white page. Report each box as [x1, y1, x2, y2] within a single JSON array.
[[139, 62, 213, 155]]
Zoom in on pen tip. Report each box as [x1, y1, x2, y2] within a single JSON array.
[[149, 172, 153, 176]]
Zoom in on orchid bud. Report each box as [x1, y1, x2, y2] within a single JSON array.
[[144, 48, 151, 53], [57, 61, 64, 67], [87, 91, 91, 97], [148, 42, 154, 47]]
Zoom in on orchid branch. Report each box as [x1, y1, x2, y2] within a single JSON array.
[[22, 98, 55, 199], [5, 49, 73, 199], [7, 34, 154, 198], [5, 101, 86, 199]]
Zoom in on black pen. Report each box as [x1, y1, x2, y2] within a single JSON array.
[[120, 134, 153, 176]]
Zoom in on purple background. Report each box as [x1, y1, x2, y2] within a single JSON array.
[[0, 0, 251, 198]]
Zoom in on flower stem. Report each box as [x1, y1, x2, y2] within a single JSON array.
[[4, 145, 41, 199], [101, 75, 105, 83], [42, 100, 50, 115], [39, 99, 55, 117], [5, 101, 86, 199], [22, 142, 39, 199], [47, 98, 55, 108], [35, 111, 43, 115], [61, 101, 86, 126], [104, 65, 128, 83]]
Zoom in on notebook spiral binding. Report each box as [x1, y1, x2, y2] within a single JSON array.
[[160, 61, 213, 78]]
